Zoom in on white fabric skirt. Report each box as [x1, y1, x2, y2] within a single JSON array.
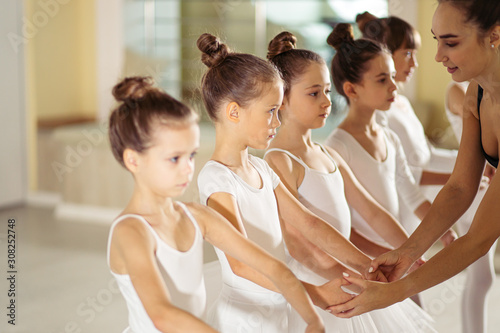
[[288, 298, 436, 333], [208, 283, 289, 332]]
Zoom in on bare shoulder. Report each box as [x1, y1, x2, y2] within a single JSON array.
[[265, 149, 294, 170], [110, 216, 156, 258], [180, 202, 221, 234], [324, 145, 352, 173], [113, 216, 152, 240], [464, 80, 480, 119]]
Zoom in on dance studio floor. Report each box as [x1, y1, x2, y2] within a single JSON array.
[[0, 204, 499, 333]]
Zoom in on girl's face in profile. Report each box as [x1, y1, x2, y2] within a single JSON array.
[[393, 42, 419, 83], [432, 2, 494, 82], [136, 122, 200, 198], [282, 62, 332, 130], [239, 80, 283, 150], [356, 52, 397, 111]]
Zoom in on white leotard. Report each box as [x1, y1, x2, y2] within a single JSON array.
[[265, 145, 436, 333], [375, 94, 458, 232], [265, 145, 351, 286], [107, 202, 206, 333], [198, 155, 288, 332], [376, 95, 457, 183], [325, 127, 427, 238]]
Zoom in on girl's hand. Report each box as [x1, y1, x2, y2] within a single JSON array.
[[370, 249, 415, 282], [364, 268, 388, 282], [315, 278, 356, 309], [440, 229, 457, 247], [326, 274, 396, 318], [407, 256, 426, 274], [305, 320, 325, 333]]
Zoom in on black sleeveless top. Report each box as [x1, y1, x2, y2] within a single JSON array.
[[477, 86, 498, 168]]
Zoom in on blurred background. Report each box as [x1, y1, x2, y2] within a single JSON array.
[[2, 0, 496, 332], [2, 0, 458, 215]]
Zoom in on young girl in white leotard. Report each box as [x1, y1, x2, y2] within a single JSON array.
[[356, 11, 458, 235], [324, 23, 457, 308], [106, 76, 323, 333], [195, 32, 388, 333], [264, 31, 436, 333]]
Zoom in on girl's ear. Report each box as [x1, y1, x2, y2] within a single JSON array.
[[279, 96, 289, 114], [489, 25, 500, 48], [225, 102, 241, 123], [123, 148, 140, 173], [343, 82, 358, 101]]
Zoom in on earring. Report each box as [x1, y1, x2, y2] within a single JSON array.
[[491, 44, 495, 48]]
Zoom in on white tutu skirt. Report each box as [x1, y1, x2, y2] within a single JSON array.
[[208, 284, 289, 332], [288, 298, 436, 333]]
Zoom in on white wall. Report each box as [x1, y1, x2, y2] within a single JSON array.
[[0, 0, 28, 207]]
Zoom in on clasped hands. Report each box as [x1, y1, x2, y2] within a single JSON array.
[[316, 250, 425, 318]]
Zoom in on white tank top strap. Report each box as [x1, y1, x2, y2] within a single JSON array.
[[265, 148, 310, 170], [315, 143, 339, 172], [175, 201, 203, 238], [106, 213, 159, 267]]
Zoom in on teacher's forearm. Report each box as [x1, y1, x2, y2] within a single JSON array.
[[397, 232, 491, 299], [402, 184, 473, 260]]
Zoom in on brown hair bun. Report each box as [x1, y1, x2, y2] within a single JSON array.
[[327, 23, 355, 51], [197, 33, 230, 68], [112, 76, 154, 102], [356, 11, 380, 34], [267, 31, 297, 61]]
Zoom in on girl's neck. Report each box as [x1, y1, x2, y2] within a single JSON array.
[[341, 103, 379, 133], [126, 184, 177, 218], [212, 126, 251, 170], [271, 119, 313, 151]]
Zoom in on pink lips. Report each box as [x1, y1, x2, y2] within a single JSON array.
[[447, 67, 458, 74]]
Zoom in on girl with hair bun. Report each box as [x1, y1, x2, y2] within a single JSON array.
[[325, 21, 456, 302], [196, 32, 391, 332], [107, 76, 324, 333], [330, 0, 500, 326], [357, 11, 459, 237], [358, 11, 496, 333], [265, 31, 436, 332]]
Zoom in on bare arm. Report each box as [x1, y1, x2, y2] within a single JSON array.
[[189, 204, 324, 330], [110, 219, 217, 333], [419, 171, 451, 185], [265, 151, 356, 280], [273, 182, 381, 278], [367, 82, 486, 283], [329, 168, 500, 317], [349, 229, 392, 257], [205, 192, 354, 310], [328, 147, 409, 248]]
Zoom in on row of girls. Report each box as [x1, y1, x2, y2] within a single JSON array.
[[106, 0, 499, 332]]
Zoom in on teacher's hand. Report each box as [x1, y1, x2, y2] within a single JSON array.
[[326, 274, 397, 318], [370, 249, 415, 282]]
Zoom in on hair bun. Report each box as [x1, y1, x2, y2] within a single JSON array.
[[356, 11, 379, 34], [112, 76, 154, 103], [267, 31, 297, 60], [197, 33, 230, 68], [327, 23, 355, 51]]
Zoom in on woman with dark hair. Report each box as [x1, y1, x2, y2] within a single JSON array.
[[329, 2, 500, 329], [358, 11, 497, 332]]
